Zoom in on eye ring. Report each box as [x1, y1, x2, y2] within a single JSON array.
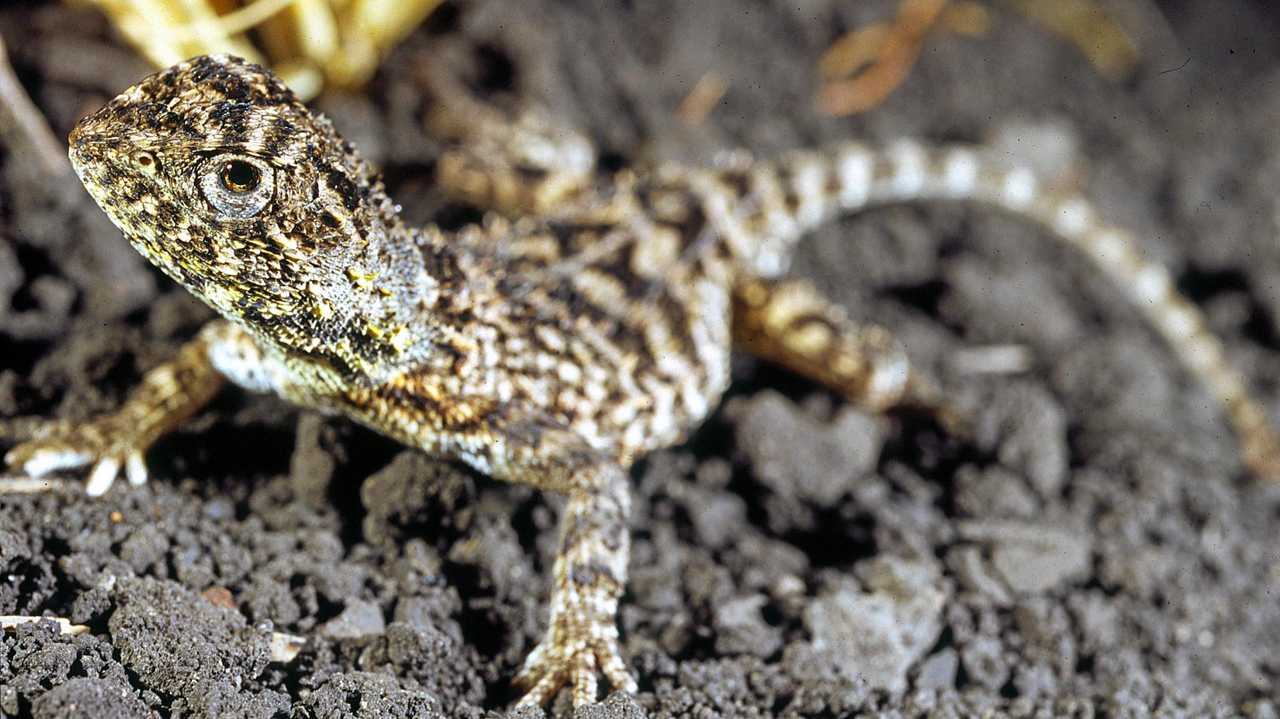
[[200, 154, 274, 219]]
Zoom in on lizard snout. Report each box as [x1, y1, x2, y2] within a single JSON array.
[[67, 112, 109, 176]]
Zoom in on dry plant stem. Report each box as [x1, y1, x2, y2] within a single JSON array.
[[168, 0, 297, 43], [1095, 0, 1180, 66], [1004, 0, 1138, 79], [0, 475, 71, 494], [84, 0, 263, 68], [818, 0, 1137, 117], [85, 0, 443, 98], [0, 35, 70, 177], [676, 71, 728, 127], [0, 616, 89, 636], [818, 23, 890, 80]]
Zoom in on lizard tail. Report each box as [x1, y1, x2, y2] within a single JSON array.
[[697, 139, 1280, 480]]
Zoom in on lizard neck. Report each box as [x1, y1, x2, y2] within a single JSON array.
[[254, 208, 481, 383], [294, 218, 476, 384]]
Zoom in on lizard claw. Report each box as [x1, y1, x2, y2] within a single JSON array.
[[512, 604, 636, 708], [5, 418, 151, 496]]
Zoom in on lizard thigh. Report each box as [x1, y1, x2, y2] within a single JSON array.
[[732, 276, 961, 428]]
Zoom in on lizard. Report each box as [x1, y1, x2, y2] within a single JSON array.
[[6, 53, 1280, 709]]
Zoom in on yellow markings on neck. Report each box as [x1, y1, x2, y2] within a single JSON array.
[[306, 282, 334, 320], [345, 266, 394, 298], [347, 265, 376, 288], [201, 282, 243, 314], [273, 233, 298, 251], [268, 229, 314, 266], [387, 326, 413, 353]]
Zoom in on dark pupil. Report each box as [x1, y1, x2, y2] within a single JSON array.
[[221, 161, 260, 193]]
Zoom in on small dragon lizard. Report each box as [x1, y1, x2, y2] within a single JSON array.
[[7, 54, 1279, 708]]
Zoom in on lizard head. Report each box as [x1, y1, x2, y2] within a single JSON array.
[[68, 54, 412, 356]]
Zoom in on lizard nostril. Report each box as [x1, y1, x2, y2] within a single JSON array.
[[68, 118, 99, 159], [66, 115, 116, 175], [67, 121, 86, 151]]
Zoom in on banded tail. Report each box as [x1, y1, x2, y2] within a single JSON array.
[[692, 139, 1280, 480]]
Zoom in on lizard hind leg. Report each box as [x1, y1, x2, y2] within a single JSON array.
[[417, 52, 597, 218], [732, 276, 964, 431]]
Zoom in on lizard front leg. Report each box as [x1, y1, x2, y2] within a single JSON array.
[[4, 320, 261, 495], [512, 459, 635, 708], [451, 421, 635, 708]]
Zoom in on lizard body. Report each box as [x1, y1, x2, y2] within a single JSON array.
[[8, 54, 1280, 708]]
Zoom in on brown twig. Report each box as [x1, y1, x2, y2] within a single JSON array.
[[676, 72, 729, 127], [817, 0, 951, 116], [817, 0, 1138, 117]]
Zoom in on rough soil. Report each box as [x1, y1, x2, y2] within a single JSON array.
[[3, 1, 1280, 717]]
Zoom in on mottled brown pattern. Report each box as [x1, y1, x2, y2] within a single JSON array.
[[8, 54, 1280, 709]]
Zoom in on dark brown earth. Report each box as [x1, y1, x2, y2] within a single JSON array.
[[3, 1, 1280, 717]]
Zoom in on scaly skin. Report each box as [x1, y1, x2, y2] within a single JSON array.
[[7, 54, 1280, 708]]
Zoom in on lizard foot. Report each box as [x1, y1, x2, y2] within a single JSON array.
[[5, 417, 151, 496], [512, 593, 637, 708]]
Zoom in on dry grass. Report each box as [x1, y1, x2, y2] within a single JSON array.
[[74, 0, 444, 100]]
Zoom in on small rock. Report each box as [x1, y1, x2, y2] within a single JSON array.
[[200, 586, 237, 610], [914, 648, 958, 691], [108, 577, 275, 716], [974, 381, 1069, 497], [32, 678, 149, 719], [713, 594, 782, 658], [736, 391, 884, 506], [961, 636, 1010, 691], [805, 557, 946, 693], [303, 671, 442, 719], [289, 414, 339, 505], [957, 520, 1091, 595], [573, 691, 649, 718], [319, 599, 386, 640]]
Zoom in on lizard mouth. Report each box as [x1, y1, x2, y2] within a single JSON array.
[[67, 111, 110, 187]]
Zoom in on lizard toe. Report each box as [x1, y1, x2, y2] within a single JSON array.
[[512, 635, 635, 709], [4, 419, 152, 496], [6, 442, 94, 478]]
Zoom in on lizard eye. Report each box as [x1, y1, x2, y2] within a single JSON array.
[[220, 160, 260, 193], [200, 154, 274, 219]]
